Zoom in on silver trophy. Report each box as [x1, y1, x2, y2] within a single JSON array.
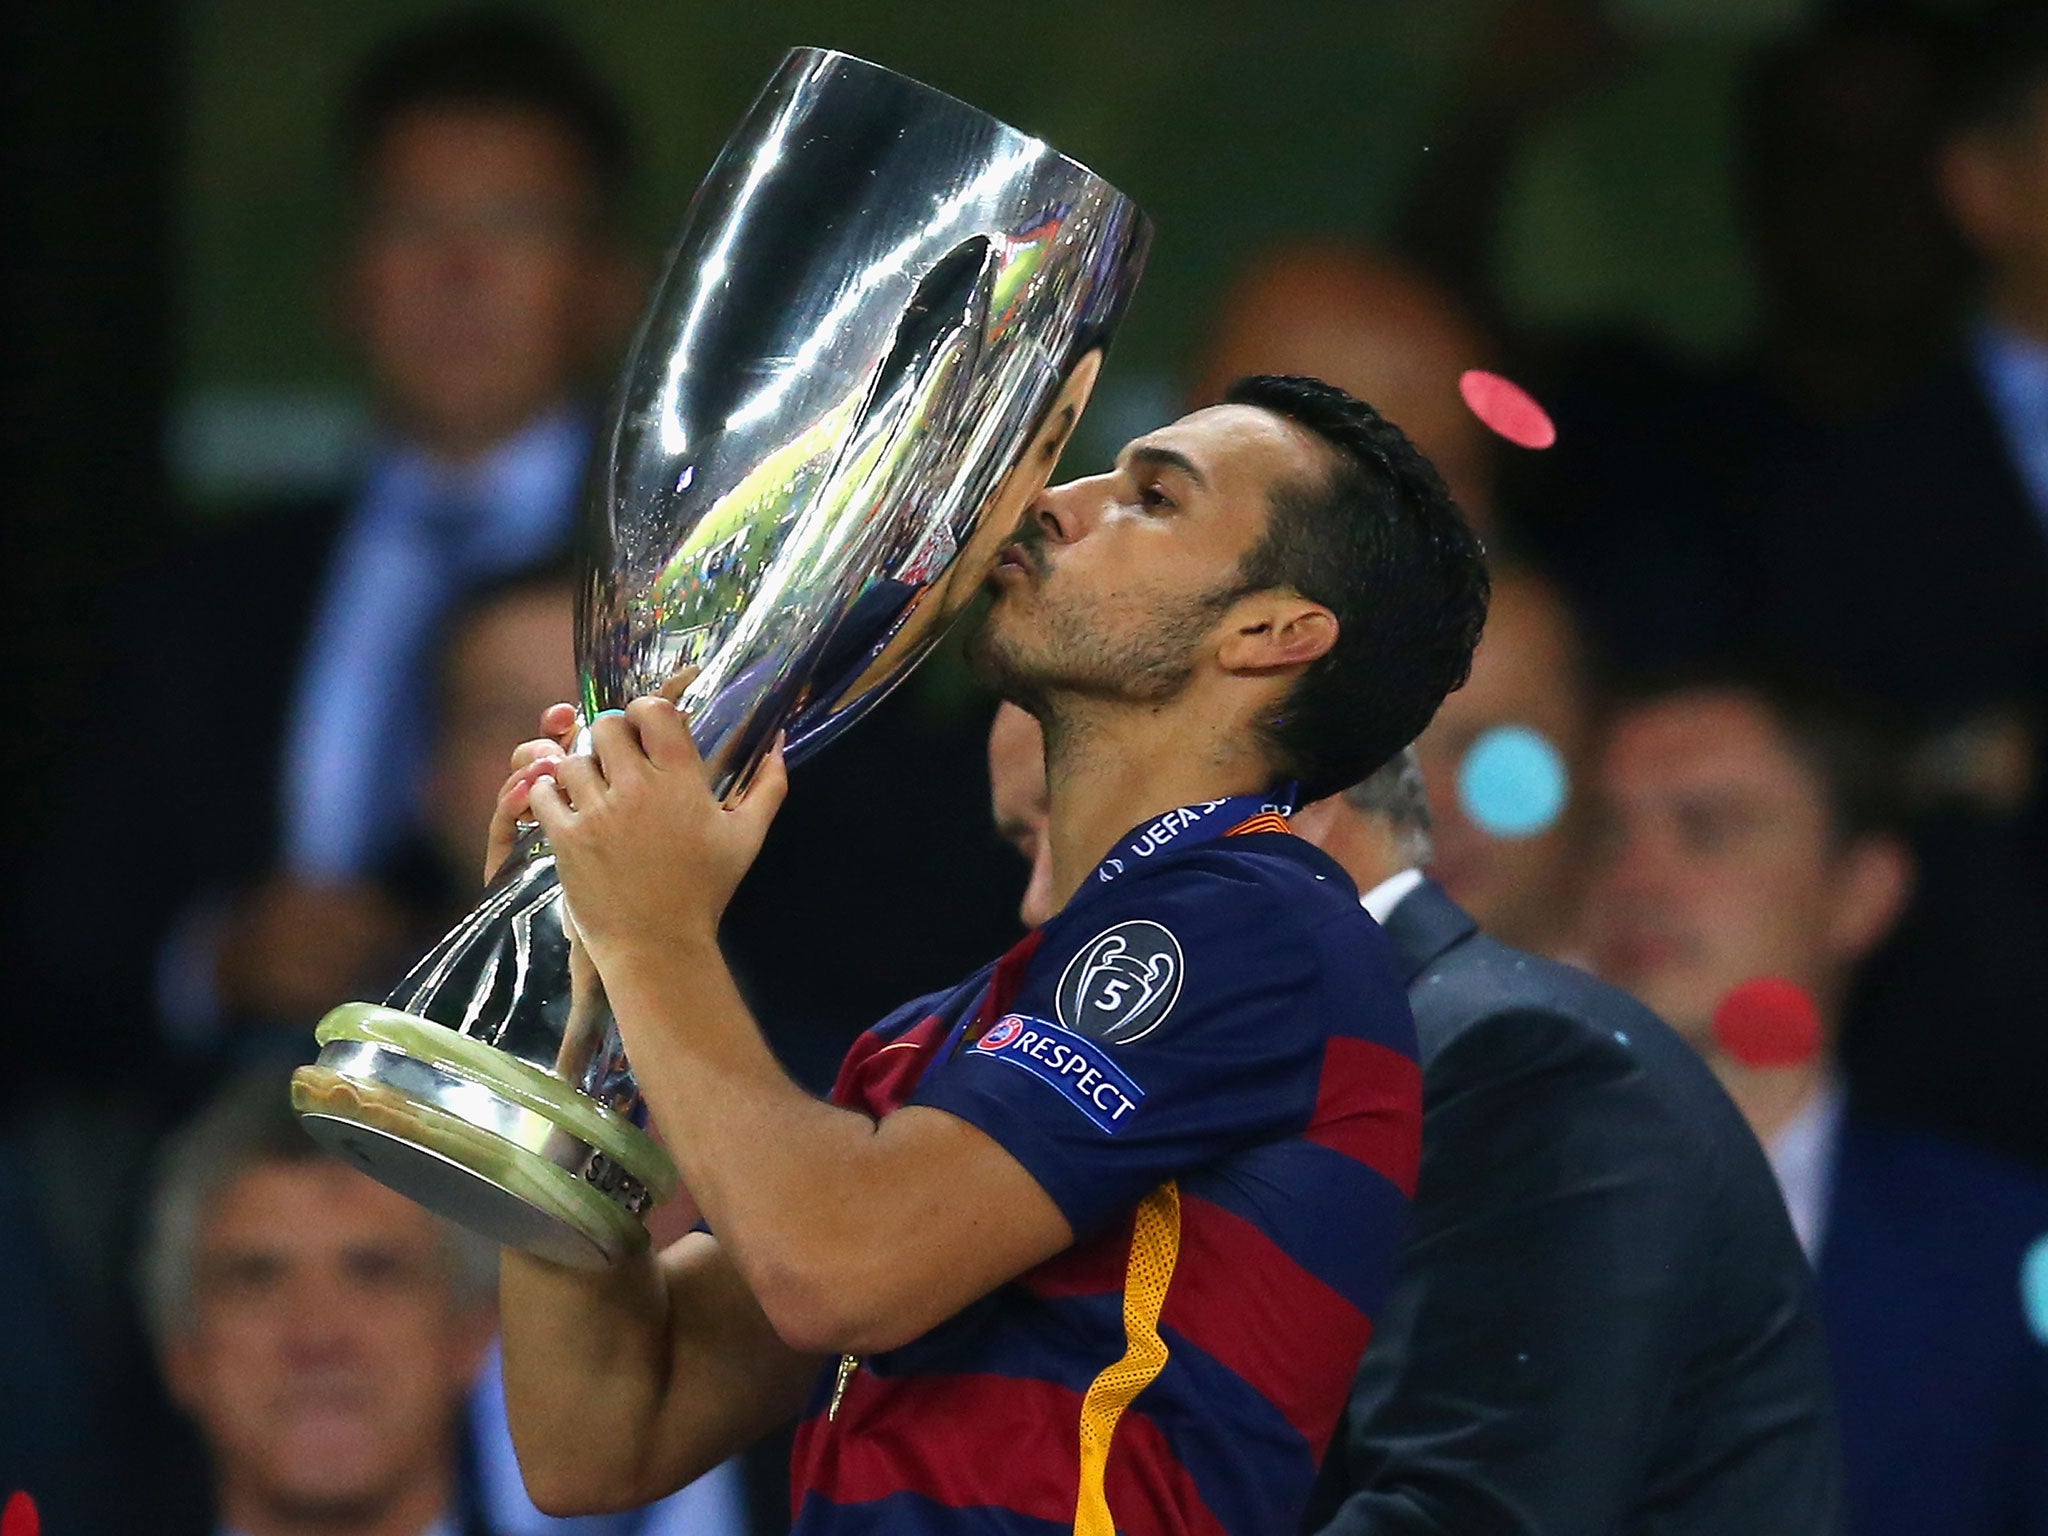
[[290, 48, 1151, 1268]]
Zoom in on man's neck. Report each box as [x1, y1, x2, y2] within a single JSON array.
[[1041, 701, 1271, 912], [394, 397, 570, 468], [218, 1468, 452, 1536], [1712, 1054, 1829, 1147]]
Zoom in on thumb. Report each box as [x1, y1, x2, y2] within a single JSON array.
[[727, 734, 790, 844]]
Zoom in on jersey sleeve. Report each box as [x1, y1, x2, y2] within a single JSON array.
[[908, 853, 1340, 1238]]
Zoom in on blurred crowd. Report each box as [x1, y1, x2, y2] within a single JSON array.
[[9, 2, 2048, 1534]]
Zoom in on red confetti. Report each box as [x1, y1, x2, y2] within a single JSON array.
[[3, 1492, 40, 1536], [1459, 369, 1557, 450], [1713, 977, 1822, 1070]]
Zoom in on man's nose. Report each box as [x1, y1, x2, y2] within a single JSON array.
[[279, 1270, 365, 1362], [1601, 826, 1672, 901], [1030, 477, 1098, 546]]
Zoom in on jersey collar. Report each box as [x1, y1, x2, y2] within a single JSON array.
[[1090, 783, 1300, 890]]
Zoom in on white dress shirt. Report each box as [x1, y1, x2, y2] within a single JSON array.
[[1360, 867, 1426, 925], [1764, 1073, 1847, 1265]]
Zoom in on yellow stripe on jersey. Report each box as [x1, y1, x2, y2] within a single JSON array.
[[1074, 1180, 1183, 1536]]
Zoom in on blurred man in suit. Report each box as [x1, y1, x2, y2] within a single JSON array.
[[1409, 567, 1599, 961], [143, 1068, 499, 1536], [32, 13, 641, 1072], [194, 11, 638, 1031], [1292, 751, 1840, 1535], [1586, 672, 2048, 1536], [6, 31, 640, 1530], [986, 709, 1844, 1533], [1677, 6, 2048, 1174], [1744, 4, 2048, 762]]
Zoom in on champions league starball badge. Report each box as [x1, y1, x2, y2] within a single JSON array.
[[291, 48, 1151, 1268], [1056, 920, 1185, 1045]]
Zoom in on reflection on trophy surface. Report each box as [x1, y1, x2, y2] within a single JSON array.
[[290, 47, 1151, 1268]]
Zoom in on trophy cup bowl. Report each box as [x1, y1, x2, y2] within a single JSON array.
[[290, 48, 1151, 1268]]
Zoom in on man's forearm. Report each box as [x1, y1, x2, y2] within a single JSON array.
[[502, 1228, 824, 1515], [500, 1244, 675, 1514], [599, 937, 912, 1350]]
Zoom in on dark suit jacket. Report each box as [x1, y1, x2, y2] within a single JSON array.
[[13, 493, 352, 1105], [1749, 360, 2048, 731], [1307, 880, 1843, 1535], [1821, 1113, 2048, 1536]]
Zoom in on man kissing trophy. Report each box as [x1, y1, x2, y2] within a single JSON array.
[[291, 48, 1151, 1267]]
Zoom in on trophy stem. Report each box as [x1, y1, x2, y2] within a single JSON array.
[[295, 828, 676, 1267]]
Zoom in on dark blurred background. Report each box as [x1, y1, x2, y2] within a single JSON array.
[[11, 0, 2048, 1533]]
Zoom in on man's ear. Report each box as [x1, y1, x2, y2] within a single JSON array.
[[1217, 595, 1337, 675], [1826, 835, 1914, 966]]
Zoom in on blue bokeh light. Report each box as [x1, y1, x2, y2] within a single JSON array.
[[1458, 723, 1569, 840], [2022, 1234, 2048, 1345]]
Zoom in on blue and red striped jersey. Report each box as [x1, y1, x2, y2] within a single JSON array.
[[789, 799, 1421, 1536]]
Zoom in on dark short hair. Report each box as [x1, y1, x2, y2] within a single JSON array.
[[1223, 374, 1490, 802], [340, 9, 634, 217], [1615, 662, 1909, 846]]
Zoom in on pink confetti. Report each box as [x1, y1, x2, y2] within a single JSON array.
[[1459, 369, 1557, 450]]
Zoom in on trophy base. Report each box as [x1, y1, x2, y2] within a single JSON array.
[[291, 1005, 676, 1271]]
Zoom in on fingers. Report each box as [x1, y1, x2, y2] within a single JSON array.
[[510, 736, 568, 773], [507, 703, 580, 774], [527, 771, 572, 838], [587, 708, 641, 784], [496, 758, 557, 809], [553, 751, 607, 807], [484, 761, 557, 883], [657, 664, 701, 705], [725, 733, 790, 851], [628, 693, 702, 773]]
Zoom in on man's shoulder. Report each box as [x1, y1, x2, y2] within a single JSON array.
[[1130, 832, 1401, 998], [1412, 932, 1756, 1158], [1411, 932, 1660, 1058], [1824, 1113, 2048, 1384], [1039, 832, 1409, 1056], [1146, 830, 1374, 941], [152, 493, 354, 646]]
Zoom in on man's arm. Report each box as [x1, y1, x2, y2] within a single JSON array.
[[1315, 1008, 1700, 1536], [500, 1232, 821, 1516], [501, 698, 1077, 1514]]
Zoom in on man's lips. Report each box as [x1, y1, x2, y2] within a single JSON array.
[[992, 542, 1040, 581], [1611, 930, 1691, 975]]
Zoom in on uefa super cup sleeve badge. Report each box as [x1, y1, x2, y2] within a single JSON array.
[[290, 47, 1151, 1268]]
